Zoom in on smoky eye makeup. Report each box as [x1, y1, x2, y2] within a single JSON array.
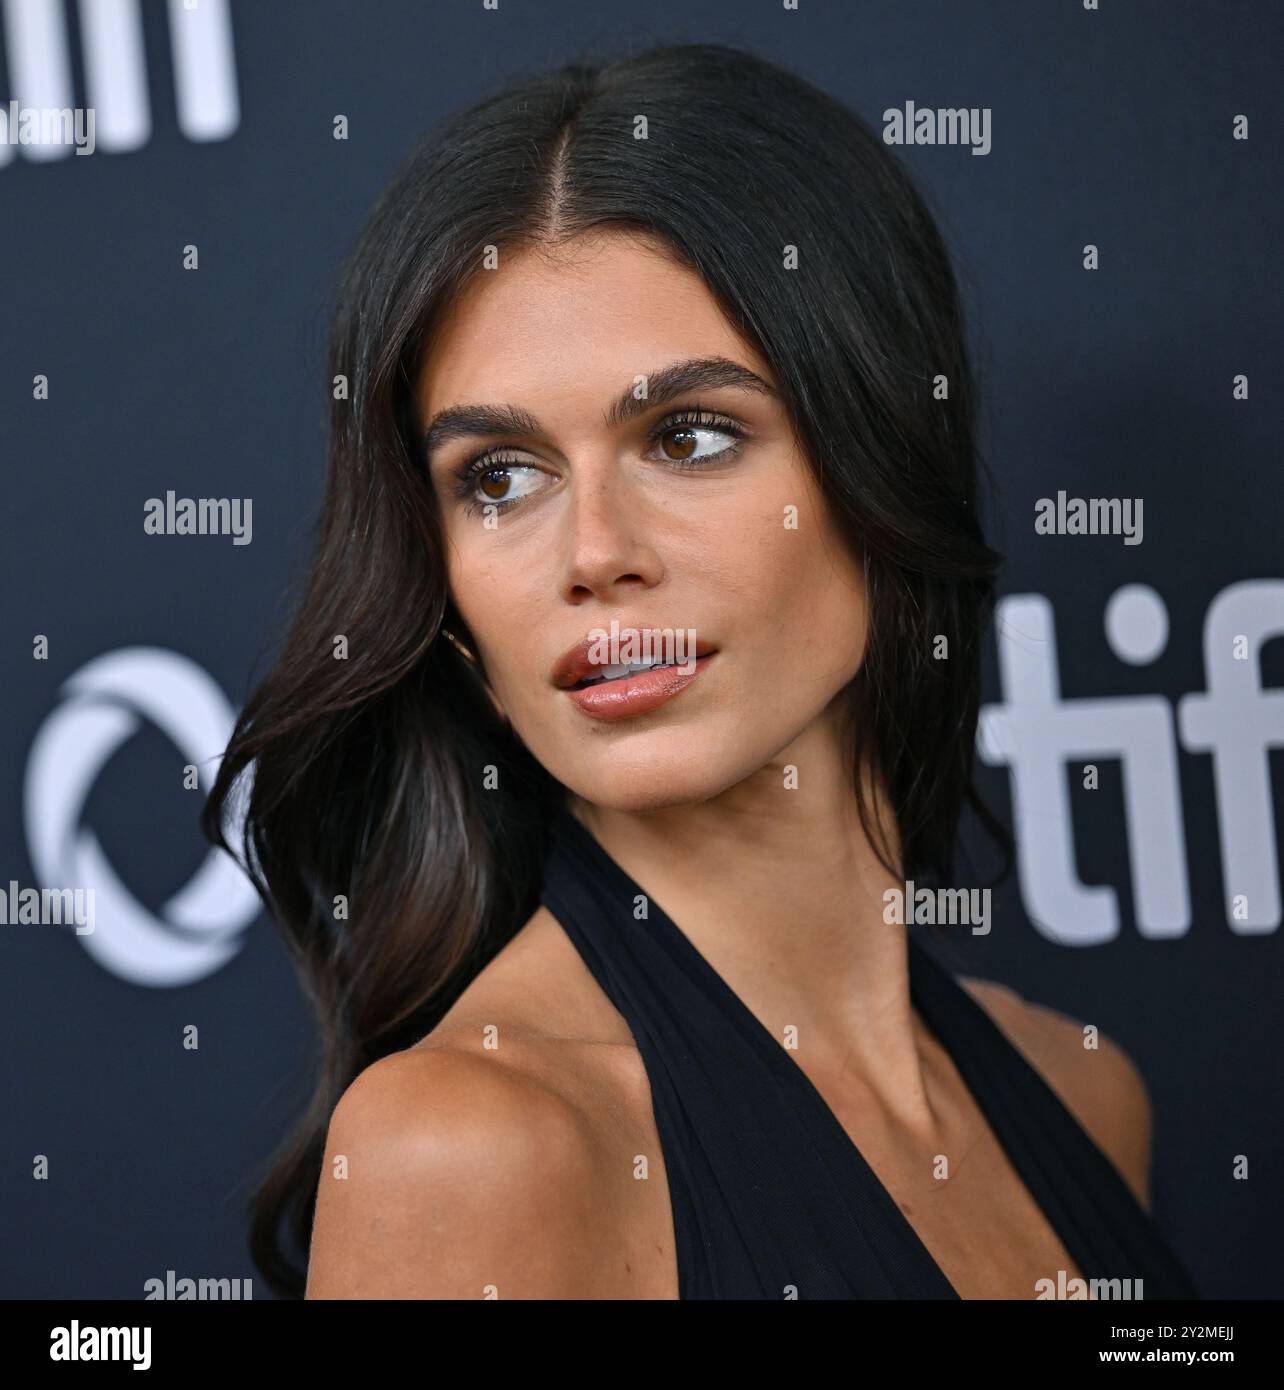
[[444, 403, 753, 516]]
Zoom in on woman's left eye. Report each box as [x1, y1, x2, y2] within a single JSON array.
[[645, 417, 744, 467]]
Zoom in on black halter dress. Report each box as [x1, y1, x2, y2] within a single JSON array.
[[537, 805, 1200, 1300]]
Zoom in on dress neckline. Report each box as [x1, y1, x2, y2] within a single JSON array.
[[545, 803, 1108, 1299]]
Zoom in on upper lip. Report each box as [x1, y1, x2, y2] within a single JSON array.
[[551, 629, 716, 689]]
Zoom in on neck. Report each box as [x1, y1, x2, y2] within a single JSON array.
[[567, 701, 939, 1131]]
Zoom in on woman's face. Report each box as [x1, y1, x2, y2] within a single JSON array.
[[415, 230, 868, 812]]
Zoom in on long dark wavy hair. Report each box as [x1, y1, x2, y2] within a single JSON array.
[[201, 41, 1010, 1298]]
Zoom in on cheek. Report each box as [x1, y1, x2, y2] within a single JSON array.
[[731, 482, 868, 709], [444, 528, 540, 693], [724, 459, 867, 656]]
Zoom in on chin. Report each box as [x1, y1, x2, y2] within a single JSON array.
[[539, 727, 770, 815]]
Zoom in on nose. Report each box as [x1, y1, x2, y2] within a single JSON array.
[[558, 462, 664, 604]]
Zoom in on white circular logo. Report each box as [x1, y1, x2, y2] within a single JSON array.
[[24, 648, 261, 986]]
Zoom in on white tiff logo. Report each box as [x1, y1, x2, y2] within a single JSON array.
[[0, 0, 238, 168], [980, 581, 1284, 942]]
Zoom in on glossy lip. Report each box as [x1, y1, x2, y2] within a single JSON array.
[[550, 631, 716, 690], [563, 651, 716, 722]]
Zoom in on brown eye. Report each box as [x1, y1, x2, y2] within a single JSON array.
[[455, 459, 550, 512], [660, 427, 698, 461], [479, 468, 512, 499], [644, 415, 744, 468]]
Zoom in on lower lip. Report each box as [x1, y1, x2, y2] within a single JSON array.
[[563, 653, 716, 722]]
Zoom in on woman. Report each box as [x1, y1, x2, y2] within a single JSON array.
[[204, 43, 1198, 1300]]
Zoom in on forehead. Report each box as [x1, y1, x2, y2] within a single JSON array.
[[416, 231, 765, 418]]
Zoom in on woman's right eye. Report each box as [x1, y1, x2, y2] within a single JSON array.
[[454, 458, 550, 512]]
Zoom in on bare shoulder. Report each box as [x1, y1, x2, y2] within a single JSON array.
[[958, 975, 1153, 1209], [306, 906, 666, 1299], [306, 1042, 610, 1298]]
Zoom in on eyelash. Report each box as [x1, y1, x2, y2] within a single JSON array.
[[449, 406, 748, 515]]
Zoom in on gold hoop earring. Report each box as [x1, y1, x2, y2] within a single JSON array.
[[441, 627, 509, 724], [441, 628, 478, 665]]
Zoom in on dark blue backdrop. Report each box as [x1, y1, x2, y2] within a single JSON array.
[[2, 0, 1279, 1299]]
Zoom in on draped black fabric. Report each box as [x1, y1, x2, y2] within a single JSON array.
[[538, 805, 1201, 1300]]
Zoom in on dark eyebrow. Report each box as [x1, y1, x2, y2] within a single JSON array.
[[420, 355, 778, 459]]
